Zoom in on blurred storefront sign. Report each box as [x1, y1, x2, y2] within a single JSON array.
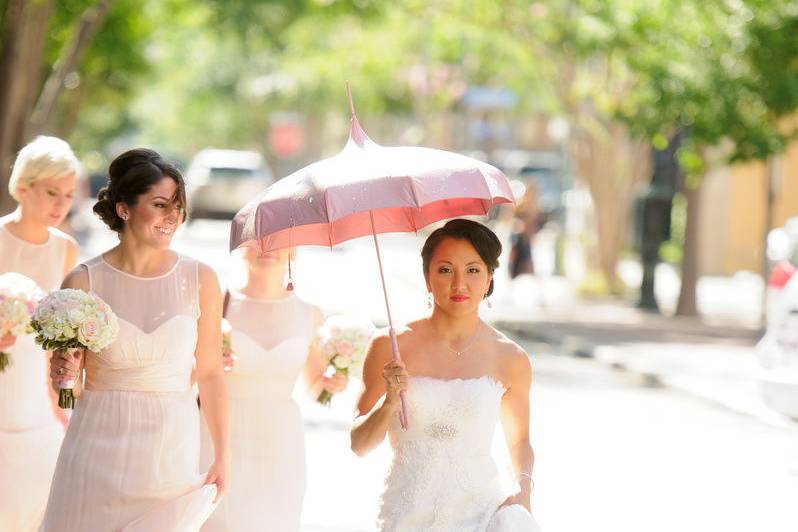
[[269, 115, 305, 157], [461, 87, 517, 110]]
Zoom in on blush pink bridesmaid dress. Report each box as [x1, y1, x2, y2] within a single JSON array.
[[0, 222, 71, 532], [39, 254, 217, 532], [200, 291, 317, 532]]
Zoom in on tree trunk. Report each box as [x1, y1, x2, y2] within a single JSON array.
[[676, 182, 701, 316], [54, 78, 88, 140], [0, 0, 56, 215], [569, 119, 650, 294], [29, 0, 115, 136]]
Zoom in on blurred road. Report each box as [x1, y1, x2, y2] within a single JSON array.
[[299, 343, 798, 532], [79, 219, 798, 532]]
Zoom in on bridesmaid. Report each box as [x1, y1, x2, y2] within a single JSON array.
[[199, 246, 347, 532], [45, 148, 230, 531], [0, 136, 79, 532]]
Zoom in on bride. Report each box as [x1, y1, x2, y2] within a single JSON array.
[[350, 219, 540, 531]]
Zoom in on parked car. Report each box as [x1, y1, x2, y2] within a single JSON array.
[[185, 149, 274, 220]]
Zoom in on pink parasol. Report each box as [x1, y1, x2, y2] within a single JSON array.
[[230, 84, 514, 428]]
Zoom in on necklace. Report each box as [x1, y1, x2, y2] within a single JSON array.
[[443, 325, 483, 356]]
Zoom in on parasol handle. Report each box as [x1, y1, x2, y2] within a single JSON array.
[[369, 210, 409, 429], [388, 328, 409, 429]]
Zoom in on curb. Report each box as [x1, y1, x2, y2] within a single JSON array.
[[494, 320, 597, 358], [494, 320, 798, 433]]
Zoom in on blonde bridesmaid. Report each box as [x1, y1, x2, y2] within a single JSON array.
[[0, 136, 79, 532]]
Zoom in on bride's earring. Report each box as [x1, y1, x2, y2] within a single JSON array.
[[427, 293, 433, 309], [484, 292, 492, 308]]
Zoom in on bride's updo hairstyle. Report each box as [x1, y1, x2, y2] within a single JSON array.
[[421, 219, 502, 297], [93, 148, 186, 232]]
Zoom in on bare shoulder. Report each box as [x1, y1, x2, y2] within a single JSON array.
[[61, 264, 90, 291], [372, 318, 426, 346], [491, 327, 532, 378], [196, 260, 220, 285], [65, 236, 79, 257], [50, 227, 79, 249], [57, 230, 80, 272], [293, 295, 323, 322], [369, 326, 396, 352], [195, 261, 222, 301], [309, 303, 324, 329]]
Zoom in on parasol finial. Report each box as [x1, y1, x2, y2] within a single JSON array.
[[345, 81, 369, 145], [345, 80, 357, 120]]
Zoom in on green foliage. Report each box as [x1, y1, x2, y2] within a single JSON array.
[[24, 0, 156, 158], [611, 0, 798, 176], [20, 0, 796, 176], [66, 0, 155, 154]]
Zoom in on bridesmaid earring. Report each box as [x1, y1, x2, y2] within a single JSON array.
[[484, 292, 492, 308], [427, 293, 433, 309], [286, 255, 294, 291]]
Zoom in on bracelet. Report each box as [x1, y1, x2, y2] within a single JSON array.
[[517, 472, 534, 491]]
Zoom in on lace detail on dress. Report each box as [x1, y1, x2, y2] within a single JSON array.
[[378, 376, 513, 532]]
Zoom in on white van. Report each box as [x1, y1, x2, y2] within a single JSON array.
[[186, 149, 274, 220]]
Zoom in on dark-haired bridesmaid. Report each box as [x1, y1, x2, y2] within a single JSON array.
[[43, 148, 230, 531]]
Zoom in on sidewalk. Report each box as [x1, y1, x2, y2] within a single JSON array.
[[488, 275, 798, 432]]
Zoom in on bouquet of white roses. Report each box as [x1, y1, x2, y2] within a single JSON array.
[[31, 288, 119, 408], [316, 314, 375, 406], [0, 273, 45, 372]]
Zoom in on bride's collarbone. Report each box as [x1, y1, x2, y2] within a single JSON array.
[[403, 346, 498, 381]]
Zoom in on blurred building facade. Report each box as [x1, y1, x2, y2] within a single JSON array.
[[700, 138, 798, 276]]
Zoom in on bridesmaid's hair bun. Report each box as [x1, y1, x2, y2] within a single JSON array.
[[92, 186, 122, 231], [421, 219, 502, 297], [92, 148, 186, 233]]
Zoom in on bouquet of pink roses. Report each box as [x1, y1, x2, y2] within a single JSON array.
[[316, 314, 375, 406], [0, 273, 45, 372], [31, 288, 119, 408]]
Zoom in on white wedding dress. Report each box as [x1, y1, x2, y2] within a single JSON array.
[[378, 376, 541, 532]]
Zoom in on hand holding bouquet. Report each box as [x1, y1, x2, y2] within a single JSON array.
[[316, 315, 375, 406], [0, 273, 44, 372], [31, 288, 119, 408]]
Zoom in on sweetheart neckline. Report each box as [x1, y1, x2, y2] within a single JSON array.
[[231, 330, 310, 354], [410, 375, 507, 391], [116, 314, 196, 336]]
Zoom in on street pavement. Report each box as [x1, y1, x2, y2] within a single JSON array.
[[295, 341, 798, 532], [77, 219, 798, 532]]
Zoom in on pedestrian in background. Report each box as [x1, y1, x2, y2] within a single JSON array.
[[508, 184, 542, 279]]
